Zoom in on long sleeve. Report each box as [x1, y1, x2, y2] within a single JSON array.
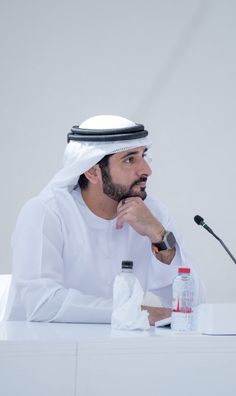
[[4, 198, 112, 323], [4, 192, 206, 322]]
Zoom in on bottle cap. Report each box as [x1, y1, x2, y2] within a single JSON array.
[[121, 260, 133, 270], [178, 267, 190, 273]]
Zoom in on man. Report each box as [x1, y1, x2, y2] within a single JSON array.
[[4, 115, 205, 324]]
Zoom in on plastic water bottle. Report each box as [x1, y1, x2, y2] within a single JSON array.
[[113, 260, 136, 303], [111, 260, 149, 330], [118, 260, 136, 297], [171, 267, 195, 332]]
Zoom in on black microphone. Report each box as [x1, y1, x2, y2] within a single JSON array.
[[194, 215, 236, 265]]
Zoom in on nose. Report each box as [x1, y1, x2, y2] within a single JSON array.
[[137, 157, 152, 177]]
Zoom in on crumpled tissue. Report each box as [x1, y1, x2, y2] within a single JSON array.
[[111, 274, 150, 330]]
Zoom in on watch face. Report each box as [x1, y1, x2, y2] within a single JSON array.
[[166, 231, 176, 249], [152, 231, 176, 253]]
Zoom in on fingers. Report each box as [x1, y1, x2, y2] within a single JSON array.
[[116, 197, 164, 240], [141, 306, 172, 326], [116, 198, 140, 229], [116, 197, 148, 229], [117, 196, 142, 212], [116, 210, 131, 229], [116, 215, 128, 229]]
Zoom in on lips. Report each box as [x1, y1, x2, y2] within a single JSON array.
[[134, 182, 146, 188], [136, 182, 146, 187], [131, 176, 148, 189]]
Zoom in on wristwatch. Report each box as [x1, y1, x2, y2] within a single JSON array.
[[152, 231, 176, 254]]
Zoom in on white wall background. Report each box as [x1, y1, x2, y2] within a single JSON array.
[[0, 0, 235, 303]]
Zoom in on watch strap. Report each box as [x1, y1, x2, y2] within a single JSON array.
[[152, 241, 167, 253], [152, 231, 176, 255]]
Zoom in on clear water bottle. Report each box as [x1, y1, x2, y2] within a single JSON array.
[[111, 261, 136, 328], [119, 260, 136, 295], [171, 267, 195, 332], [111, 260, 149, 330], [113, 261, 136, 304]]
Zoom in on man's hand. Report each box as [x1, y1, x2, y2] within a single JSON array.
[[116, 197, 176, 265], [116, 197, 164, 242], [141, 305, 172, 326]]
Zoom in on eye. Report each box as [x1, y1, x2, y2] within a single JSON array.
[[124, 156, 135, 164]]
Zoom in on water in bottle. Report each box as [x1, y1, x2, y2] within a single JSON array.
[[112, 260, 136, 307], [111, 260, 150, 330], [171, 267, 195, 332]]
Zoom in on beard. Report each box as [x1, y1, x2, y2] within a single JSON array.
[[100, 166, 147, 202]]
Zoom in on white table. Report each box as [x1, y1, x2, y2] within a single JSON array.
[[0, 321, 236, 396]]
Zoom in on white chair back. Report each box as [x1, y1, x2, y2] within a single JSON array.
[[0, 274, 11, 321]]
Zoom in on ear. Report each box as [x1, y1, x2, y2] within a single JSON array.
[[84, 165, 102, 185]]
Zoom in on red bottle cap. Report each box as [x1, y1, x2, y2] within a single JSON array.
[[178, 267, 190, 273]]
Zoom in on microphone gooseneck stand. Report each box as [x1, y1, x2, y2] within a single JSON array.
[[194, 215, 236, 265]]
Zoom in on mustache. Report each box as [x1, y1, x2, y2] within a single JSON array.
[[130, 176, 148, 188]]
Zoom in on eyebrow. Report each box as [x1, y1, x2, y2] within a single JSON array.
[[120, 147, 148, 160]]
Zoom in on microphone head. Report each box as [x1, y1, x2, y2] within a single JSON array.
[[194, 215, 204, 225]]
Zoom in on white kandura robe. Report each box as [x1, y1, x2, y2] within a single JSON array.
[[4, 187, 205, 323]]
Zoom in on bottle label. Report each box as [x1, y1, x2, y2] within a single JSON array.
[[172, 280, 195, 331], [172, 291, 194, 313]]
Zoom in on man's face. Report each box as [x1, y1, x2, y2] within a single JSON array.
[[100, 146, 152, 202]]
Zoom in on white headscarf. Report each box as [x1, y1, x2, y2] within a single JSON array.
[[45, 115, 151, 191]]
